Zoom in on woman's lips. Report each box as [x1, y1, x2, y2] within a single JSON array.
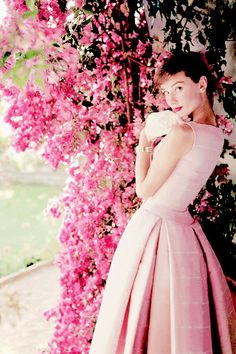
[[173, 106, 182, 112]]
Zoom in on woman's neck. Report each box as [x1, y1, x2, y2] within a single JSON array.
[[192, 99, 216, 126]]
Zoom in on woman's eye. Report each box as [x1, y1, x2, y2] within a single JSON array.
[[175, 86, 183, 92]]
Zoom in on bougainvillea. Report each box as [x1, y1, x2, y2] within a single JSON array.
[[0, 0, 235, 352]]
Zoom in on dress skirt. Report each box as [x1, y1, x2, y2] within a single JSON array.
[[89, 205, 236, 354]]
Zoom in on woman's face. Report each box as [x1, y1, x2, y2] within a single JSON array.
[[160, 71, 207, 119]]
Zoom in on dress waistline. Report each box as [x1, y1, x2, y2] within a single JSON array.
[[141, 203, 195, 225]]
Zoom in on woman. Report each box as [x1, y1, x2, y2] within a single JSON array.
[[89, 52, 236, 354]]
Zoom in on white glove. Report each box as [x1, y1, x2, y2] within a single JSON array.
[[144, 110, 182, 141]]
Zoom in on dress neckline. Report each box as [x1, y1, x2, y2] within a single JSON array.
[[190, 121, 220, 130]]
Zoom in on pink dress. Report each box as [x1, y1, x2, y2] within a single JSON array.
[[89, 121, 236, 354]]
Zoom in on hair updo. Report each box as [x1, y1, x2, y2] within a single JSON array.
[[157, 51, 217, 107]]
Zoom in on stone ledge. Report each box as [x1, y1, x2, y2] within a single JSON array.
[[0, 259, 54, 286]]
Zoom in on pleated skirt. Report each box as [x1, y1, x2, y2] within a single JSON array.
[[89, 206, 236, 354]]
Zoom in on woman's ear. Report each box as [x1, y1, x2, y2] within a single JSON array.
[[199, 76, 208, 93]]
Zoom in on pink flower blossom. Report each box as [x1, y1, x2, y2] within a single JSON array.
[[216, 115, 234, 135]]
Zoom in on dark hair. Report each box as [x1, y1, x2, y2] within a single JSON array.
[[157, 51, 217, 106]]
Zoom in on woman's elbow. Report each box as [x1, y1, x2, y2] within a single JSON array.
[[135, 188, 144, 199], [135, 185, 153, 200]]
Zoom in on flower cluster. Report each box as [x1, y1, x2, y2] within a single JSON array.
[[216, 114, 234, 136], [0, 0, 235, 353], [0, 1, 156, 352]]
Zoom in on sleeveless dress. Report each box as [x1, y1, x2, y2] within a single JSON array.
[[89, 121, 236, 354]]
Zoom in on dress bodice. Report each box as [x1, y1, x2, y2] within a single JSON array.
[[142, 121, 224, 213]]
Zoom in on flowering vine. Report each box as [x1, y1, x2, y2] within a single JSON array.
[[0, 0, 235, 352]]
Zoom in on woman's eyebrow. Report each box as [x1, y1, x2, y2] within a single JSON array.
[[171, 80, 184, 87], [160, 80, 185, 91]]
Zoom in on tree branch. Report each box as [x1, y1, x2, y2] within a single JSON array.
[[121, 38, 132, 124]]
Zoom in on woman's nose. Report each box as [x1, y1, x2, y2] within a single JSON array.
[[170, 92, 178, 102], [167, 92, 177, 106]]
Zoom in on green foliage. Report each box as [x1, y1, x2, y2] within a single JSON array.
[[1, 48, 45, 89], [146, 1, 235, 97], [23, 0, 38, 18], [26, 0, 37, 11], [63, 0, 152, 118], [23, 48, 42, 60], [22, 9, 38, 19], [189, 172, 236, 279], [0, 51, 11, 68]]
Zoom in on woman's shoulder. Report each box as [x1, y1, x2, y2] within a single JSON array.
[[158, 122, 194, 157], [168, 121, 194, 140], [174, 121, 193, 130]]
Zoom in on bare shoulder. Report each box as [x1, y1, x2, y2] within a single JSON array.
[[167, 122, 193, 142], [171, 122, 193, 135], [162, 122, 194, 155]]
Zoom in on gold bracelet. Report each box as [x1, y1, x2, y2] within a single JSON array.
[[136, 146, 153, 153]]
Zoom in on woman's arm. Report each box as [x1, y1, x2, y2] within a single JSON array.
[[135, 123, 193, 199]]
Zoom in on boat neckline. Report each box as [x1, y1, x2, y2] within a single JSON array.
[[188, 121, 220, 129]]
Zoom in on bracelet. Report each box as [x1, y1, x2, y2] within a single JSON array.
[[136, 145, 153, 153]]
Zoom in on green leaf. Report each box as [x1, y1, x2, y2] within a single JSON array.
[[34, 71, 44, 89], [1, 59, 30, 89], [22, 9, 38, 19], [3, 51, 11, 61], [52, 42, 61, 48], [82, 17, 92, 26], [0, 51, 11, 68], [23, 49, 42, 60], [11, 66, 31, 89], [82, 5, 94, 15], [198, 31, 206, 45], [185, 29, 192, 42], [15, 52, 22, 59], [33, 63, 49, 70], [26, 0, 36, 11]]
